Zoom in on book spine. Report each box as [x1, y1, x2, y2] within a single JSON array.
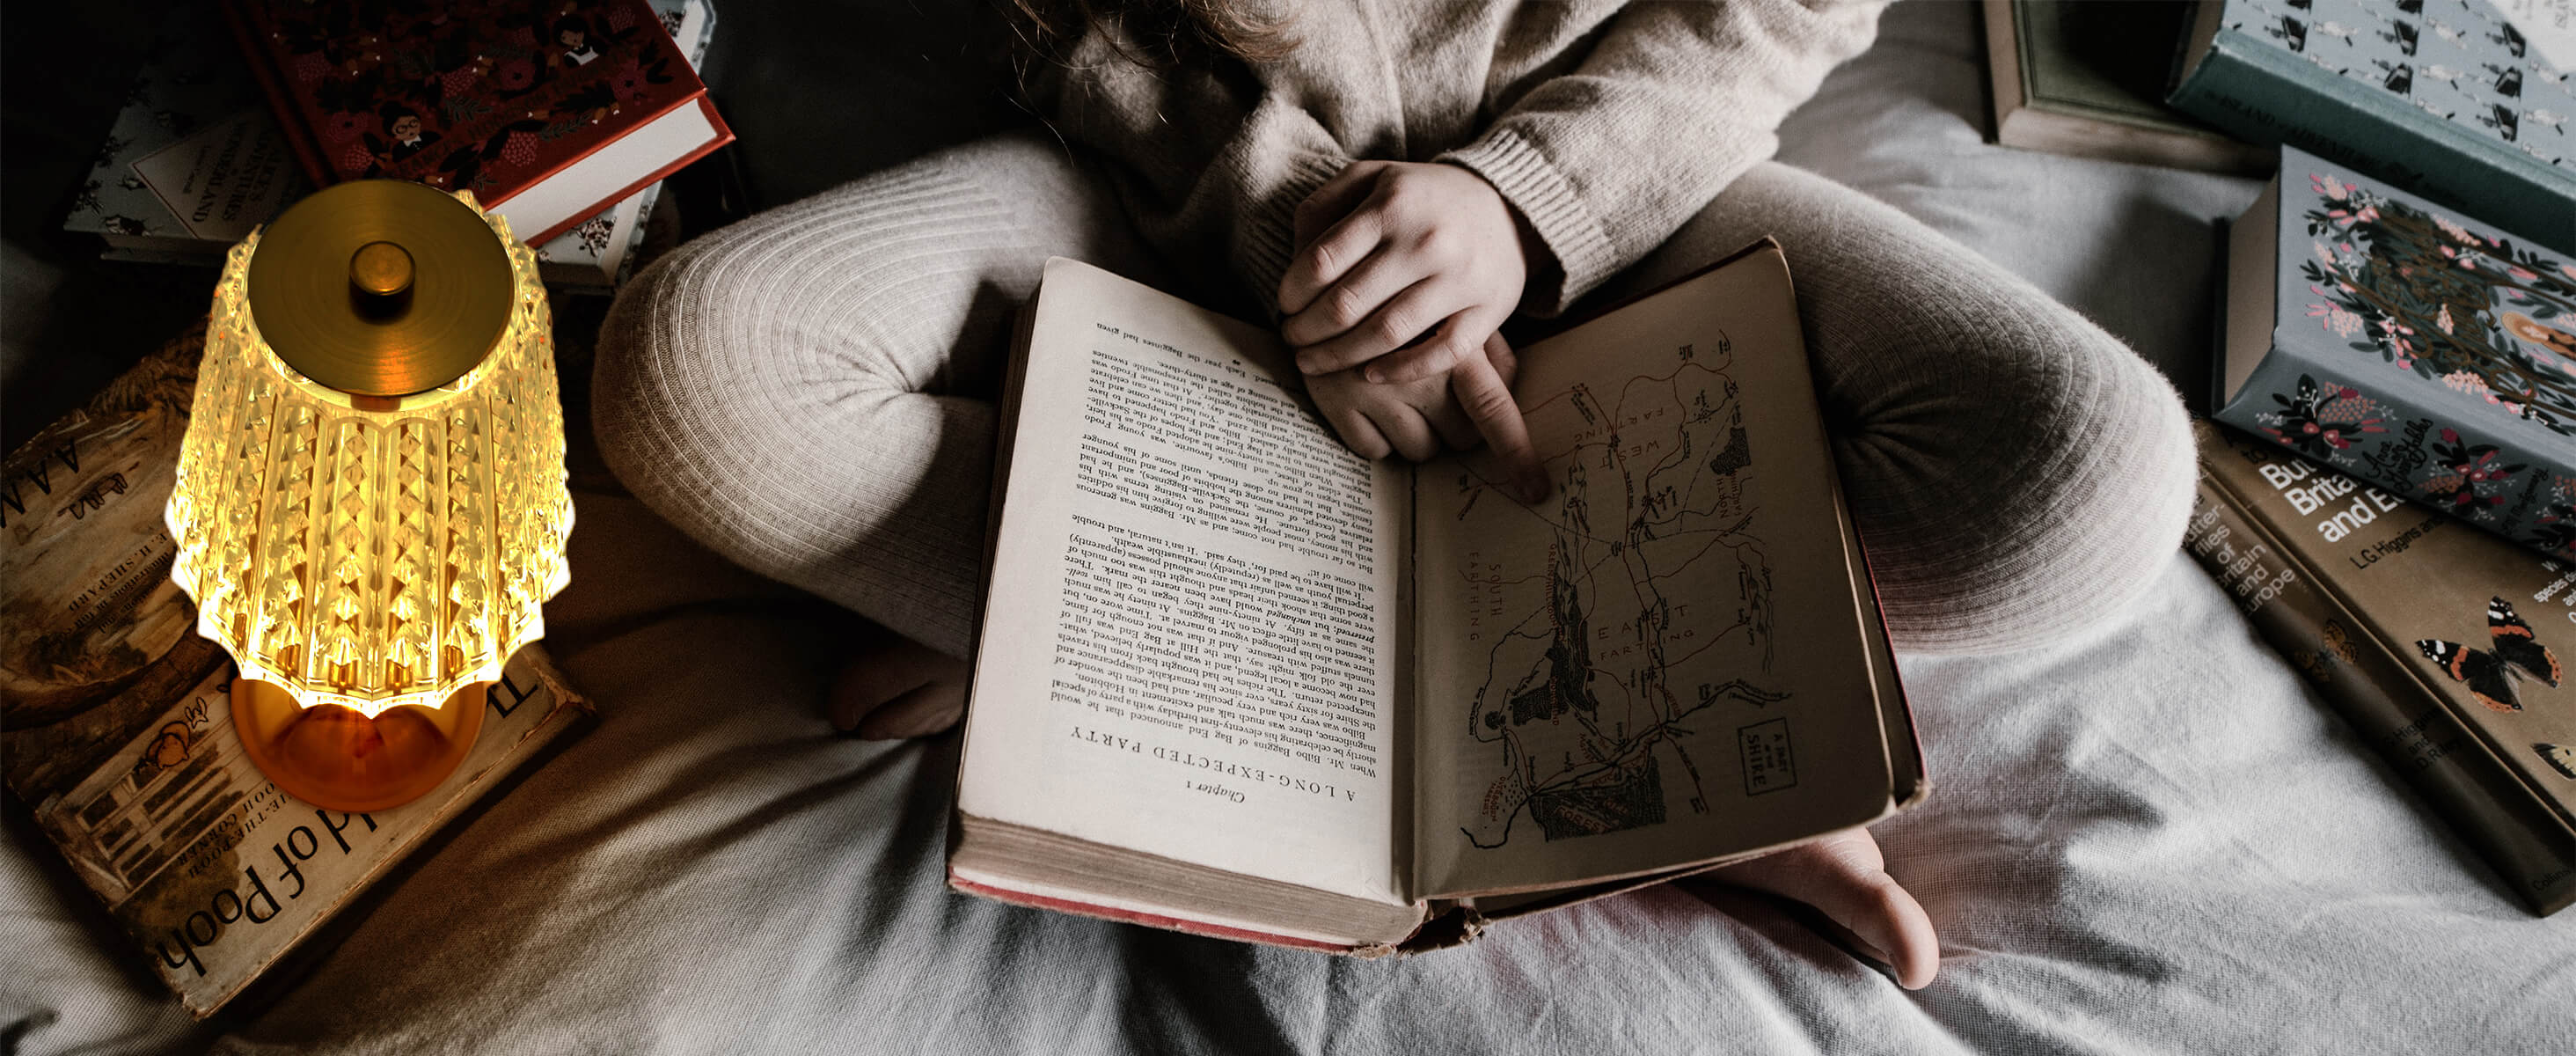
[[2170, 29, 2576, 254], [219, 1, 334, 190], [510, 92, 731, 248], [2186, 461, 2576, 914], [2216, 344, 2576, 562]]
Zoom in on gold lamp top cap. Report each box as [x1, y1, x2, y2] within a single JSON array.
[[245, 180, 513, 398], [349, 240, 416, 298]]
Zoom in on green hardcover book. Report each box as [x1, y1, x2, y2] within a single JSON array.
[[1983, 0, 2269, 173], [2170, 0, 2576, 254], [2187, 420, 2576, 915]]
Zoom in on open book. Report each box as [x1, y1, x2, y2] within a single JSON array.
[[951, 242, 1925, 952]]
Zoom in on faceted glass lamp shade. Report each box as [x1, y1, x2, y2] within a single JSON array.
[[165, 187, 571, 810]]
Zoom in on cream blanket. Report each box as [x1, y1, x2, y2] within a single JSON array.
[[9, 4, 2570, 1052]]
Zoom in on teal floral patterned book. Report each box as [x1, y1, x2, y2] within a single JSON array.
[[2217, 144, 2576, 561], [2170, 0, 2575, 253]]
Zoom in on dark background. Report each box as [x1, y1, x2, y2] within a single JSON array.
[[3, 0, 1032, 453]]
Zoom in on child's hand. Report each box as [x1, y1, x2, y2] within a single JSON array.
[[1282, 160, 1549, 502], [1306, 331, 1551, 503], [1277, 161, 1534, 385]]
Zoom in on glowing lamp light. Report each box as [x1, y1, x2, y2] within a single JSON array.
[[165, 180, 572, 811]]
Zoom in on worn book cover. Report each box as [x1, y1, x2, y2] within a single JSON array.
[[950, 248, 1922, 951], [3, 324, 593, 1016], [2169, 0, 2575, 252], [2187, 419, 2575, 913], [223, 0, 732, 246], [2216, 144, 2576, 561], [1981, 0, 2268, 173], [67, 0, 716, 288]]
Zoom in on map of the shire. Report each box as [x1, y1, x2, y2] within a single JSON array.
[[1453, 340, 1787, 849]]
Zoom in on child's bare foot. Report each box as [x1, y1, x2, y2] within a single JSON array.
[[1698, 827, 1939, 989], [827, 635, 970, 739]]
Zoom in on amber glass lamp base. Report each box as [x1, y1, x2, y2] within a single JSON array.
[[231, 678, 485, 812]]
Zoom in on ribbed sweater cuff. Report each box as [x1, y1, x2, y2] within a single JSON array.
[[1439, 128, 1619, 316], [1235, 151, 1357, 318]]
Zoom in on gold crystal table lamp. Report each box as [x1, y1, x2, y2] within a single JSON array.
[[166, 180, 572, 812]]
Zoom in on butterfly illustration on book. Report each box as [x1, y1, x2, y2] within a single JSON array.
[[2540, 744, 2576, 781], [2415, 598, 2565, 712]]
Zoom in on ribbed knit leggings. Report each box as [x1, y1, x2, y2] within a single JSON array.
[[593, 130, 2196, 658]]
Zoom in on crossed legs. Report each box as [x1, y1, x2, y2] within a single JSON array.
[[593, 139, 2193, 989]]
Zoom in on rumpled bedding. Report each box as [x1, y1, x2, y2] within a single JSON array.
[[8, 4, 2571, 1052]]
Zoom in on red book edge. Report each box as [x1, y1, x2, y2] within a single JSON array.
[[217, 1, 735, 248], [499, 92, 734, 246], [948, 873, 1366, 954], [1851, 519, 1928, 805]]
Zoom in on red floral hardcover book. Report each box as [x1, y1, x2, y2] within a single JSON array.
[[223, 0, 733, 246]]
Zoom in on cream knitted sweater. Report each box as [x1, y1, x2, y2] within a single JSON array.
[[593, 0, 2197, 663], [1022, 0, 1888, 317]]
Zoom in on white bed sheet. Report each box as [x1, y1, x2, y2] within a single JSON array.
[[8, 4, 2572, 1053]]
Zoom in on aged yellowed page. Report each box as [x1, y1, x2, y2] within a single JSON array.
[[1410, 246, 1897, 898], [959, 258, 1409, 906]]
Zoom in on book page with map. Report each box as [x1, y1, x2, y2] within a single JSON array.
[[1409, 245, 1903, 898]]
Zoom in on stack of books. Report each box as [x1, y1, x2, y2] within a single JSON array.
[[2170, 0, 2574, 253], [1987, 0, 2576, 914], [63, 0, 726, 290], [1985, 0, 2574, 249], [2178, 0, 2576, 914]]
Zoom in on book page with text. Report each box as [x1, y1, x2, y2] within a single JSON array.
[[959, 258, 1409, 906], [1410, 246, 1895, 898]]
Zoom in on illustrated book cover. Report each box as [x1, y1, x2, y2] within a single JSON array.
[[2169, 0, 2576, 253], [68, 0, 716, 289], [2185, 419, 2575, 914], [948, 247, 1927, 952], [223, 0, 733, 247], [1981, 0, 2268, 173], [2, 324, 594, 1016], [2215, 143, 2576, 562]]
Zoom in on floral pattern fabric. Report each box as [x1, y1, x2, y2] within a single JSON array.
[[2235, 150, 2576, 561], [234, 0, 697, 202]]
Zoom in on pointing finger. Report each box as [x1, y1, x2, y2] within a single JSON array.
[[1453, 333, 1548, 504]]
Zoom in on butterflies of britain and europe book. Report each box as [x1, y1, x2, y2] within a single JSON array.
[[2417, 597, 2565, 712], [947, 246, 1927, 951], [2185, 419, 2576, 914]]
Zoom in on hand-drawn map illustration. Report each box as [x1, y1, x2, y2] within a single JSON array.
[[1449, 338, 1793, 849]]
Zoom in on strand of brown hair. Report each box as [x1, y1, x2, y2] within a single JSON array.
[[1002, 0, 1300, 70]]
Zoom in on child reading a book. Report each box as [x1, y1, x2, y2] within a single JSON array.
[[592, 0, 2197, 988]]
